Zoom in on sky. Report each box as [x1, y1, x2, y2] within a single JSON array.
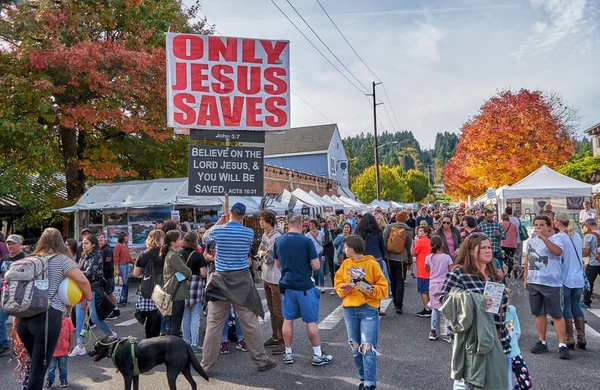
[[186, 0, 600, 148]]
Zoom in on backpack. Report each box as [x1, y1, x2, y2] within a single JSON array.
[[387, 225, 407, 254], [139, 251, 156, 299], [586, 232, 600, 261], [2, 254, 54, 318]]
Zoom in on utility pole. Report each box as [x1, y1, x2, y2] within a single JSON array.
[[370, 81, 383, 200]]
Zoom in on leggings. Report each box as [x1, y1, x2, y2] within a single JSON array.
[[511, 354, 532, 389], [144, 310, 162, 339], [16, 309, 62, 390], [168, 300, 185, 337]]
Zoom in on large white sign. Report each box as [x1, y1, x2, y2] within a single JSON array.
[[166, 33, 290, 131]]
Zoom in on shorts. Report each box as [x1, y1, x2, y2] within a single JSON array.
[[105, 277, 115, 294], [282, 287, 320, 323], [528, 283, 563, 319], [417, 277, 430, 294]]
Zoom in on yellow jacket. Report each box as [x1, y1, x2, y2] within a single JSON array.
[[334, 255, 388, 309]]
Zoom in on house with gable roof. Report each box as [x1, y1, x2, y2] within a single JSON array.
[[584, 122, 600, 157], [264, 124, 354, 198]]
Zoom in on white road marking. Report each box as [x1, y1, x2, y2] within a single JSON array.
[[115, 319, 139, 327], [588, 308, 600, 319], [586, 324, 600, 339], [318, 305, 345, 330]]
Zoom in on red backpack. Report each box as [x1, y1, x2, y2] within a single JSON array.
[[586, 232, 600, 261]]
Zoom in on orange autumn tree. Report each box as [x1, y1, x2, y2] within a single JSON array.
[[443, 89, 577, 199]]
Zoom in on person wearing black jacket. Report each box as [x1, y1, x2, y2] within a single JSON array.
[[356, 213, 390, 295], [97, 233, 121, 320], [322, 217, 339, 294]]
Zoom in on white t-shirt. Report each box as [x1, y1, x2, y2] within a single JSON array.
[[526, 234, 564, 287], [305, 230, 324, 254], [579, 208, 598, 224], [583, 229, 600, 267], [554, 232, 585, 289], [509, 216, 522, 243]]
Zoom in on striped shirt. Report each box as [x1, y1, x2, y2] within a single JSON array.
[[47, 254, 78, 313], [204, 222, 254, 272]]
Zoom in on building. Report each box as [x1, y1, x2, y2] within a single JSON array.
[[264, 124, 354, 198], [264, 164, 337, 197], [584, 122, 600, 157]]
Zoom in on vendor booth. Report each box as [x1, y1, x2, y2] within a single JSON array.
[[499, 165, 593, 220]]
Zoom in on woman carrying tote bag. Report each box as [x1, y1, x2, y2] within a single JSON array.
[[161, 230, 192, 337]]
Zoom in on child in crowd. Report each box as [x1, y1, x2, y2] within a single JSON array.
[[412, 226, 432, 317], [45, 307, 75, 389], [505, 288, 532, 390], [425, 235, 454, 342]]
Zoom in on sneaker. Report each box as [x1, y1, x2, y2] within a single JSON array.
[[68, 345, 86, 357], [44, 381, 53, 390], [411, 272, 416, 278], [283, 351, 294, 364], [531, 341, 549, 354], [330, 290, 336, 295], [358, 383, 364, 390], [429, 330, 438, 340], [236, 339, 248, 352], [580, 302, 591, 309], [320, 287, 325, 293], [110, 331, 118, 339], [60, 380, 69, 388], [559, 346, 572, 360], [443, 334, 452, 344], [416, 309, 432, 318], [191, 344, 203, 352], [264, 338, 279, 348], [257, 358, 277, 372], [395, 307, 403, 315], [106, 311, 121, 321], [312, 351, 333, 366], [219, 341, 230, 354], [271, 342, 285, 355]]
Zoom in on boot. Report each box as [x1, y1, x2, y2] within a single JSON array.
[[574, 317, 587, 350], [564, 317, 575, 350]]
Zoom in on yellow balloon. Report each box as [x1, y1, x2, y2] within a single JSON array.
[[58, 278, 84, 305]]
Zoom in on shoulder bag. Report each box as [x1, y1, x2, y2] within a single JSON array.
[[151, 252, 191, 316], [567, 236, 591, 291]]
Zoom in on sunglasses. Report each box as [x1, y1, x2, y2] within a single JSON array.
[[442, 222, 451, 225]]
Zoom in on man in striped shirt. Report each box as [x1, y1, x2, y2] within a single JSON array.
[[201, 203, 277, 374]]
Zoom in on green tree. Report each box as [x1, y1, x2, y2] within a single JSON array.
[[351, 165, 412, 203], [404, 169, 430, 202], [0, 0, 210, 225], [557, 155, 600, 183]]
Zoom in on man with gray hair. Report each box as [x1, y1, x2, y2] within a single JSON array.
[[582, 218, 600, 309], [579, 201, 597, 228]]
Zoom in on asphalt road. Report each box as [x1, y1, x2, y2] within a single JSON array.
[[1, 276, 600, 390]]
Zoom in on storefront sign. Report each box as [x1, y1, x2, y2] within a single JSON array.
[[188, 145, 264, 196], [166, 33, 290, 131]]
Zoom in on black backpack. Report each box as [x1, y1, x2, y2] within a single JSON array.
[[139, 250, 156, 299]]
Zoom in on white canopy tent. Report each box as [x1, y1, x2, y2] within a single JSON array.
[[368, 199, 390, 210], [291, 188, 335, 216], [338, 196, 369, 212], [500, 166, 592, 199], [322, 194, 348, 212], [308, 191, 342, 213], [276, 189, 315, 215]]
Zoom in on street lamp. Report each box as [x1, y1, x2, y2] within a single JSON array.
[[377, 141, 398, 149]]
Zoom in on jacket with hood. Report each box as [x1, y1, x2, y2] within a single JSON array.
[[334, 255, 388, 309], [383, 222, 413, 263], [440, 287, 508, 390]]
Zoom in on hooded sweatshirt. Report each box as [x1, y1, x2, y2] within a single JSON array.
[[334, 255, 388, 309]]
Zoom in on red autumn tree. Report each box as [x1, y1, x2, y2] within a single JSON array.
[[443, 89, 577, 199], [0, 0, 212, 225]]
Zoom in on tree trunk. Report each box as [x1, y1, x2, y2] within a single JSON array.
[[60, 126, 86, 200]]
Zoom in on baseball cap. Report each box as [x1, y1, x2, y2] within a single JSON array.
[[230, 202, 246, 216], [156, 219, 165, 224], [80, 228, 92, 235], [6, 234, 23, 243]]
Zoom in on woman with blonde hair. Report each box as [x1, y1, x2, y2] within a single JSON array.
[[16, 228, 91, 390], [554, 211, 586, 350], [133, 229, 166, 338], [374, 213, 387, 231]]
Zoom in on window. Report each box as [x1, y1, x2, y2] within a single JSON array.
[[597, 136, 600, 148], [330, 157, 336, 175]]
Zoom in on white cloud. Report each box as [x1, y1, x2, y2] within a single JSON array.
[[404, 23, 444, 64]]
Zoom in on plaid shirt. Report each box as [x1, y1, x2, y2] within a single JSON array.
[[185, 275, 203, 307], [136, 295, 156, 312], [440, 266, 511, 354], [477, 221, 506, 252]]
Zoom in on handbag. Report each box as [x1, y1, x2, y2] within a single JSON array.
[[518, 224, 529, 241], [567, 236, 591, 291], [151, 283, 182, 317]]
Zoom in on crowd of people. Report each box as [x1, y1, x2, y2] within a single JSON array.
[[0, 199, 598, 390]]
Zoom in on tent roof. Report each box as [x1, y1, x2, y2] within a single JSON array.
[[501, 165, 592, 198]]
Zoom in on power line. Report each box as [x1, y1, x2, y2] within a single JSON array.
[[315, 0, 380, 82], [364, 95, 387, 133], [283, 0, 370, 94], [269, 0, 369, 96], [381, 104, 398, 132], [291, 91, 334, 124], [382, 83, 402, 131]]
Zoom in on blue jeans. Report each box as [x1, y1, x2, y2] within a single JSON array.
[[47, 355, 68, 383], [343, 305, 380, 387], [0, 307, 9, 348], [183, 301, 202, 346], [376, 258, 390, 291], [118, 264, 130, 285], [312, 257, 325, 287], [76, 291, 113, 345], [563, 286, 584, 318], [161, 316, 168, 334], [221, 307, 243, 341]]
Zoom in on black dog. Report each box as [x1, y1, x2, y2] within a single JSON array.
[[89, 335, 209, 390]]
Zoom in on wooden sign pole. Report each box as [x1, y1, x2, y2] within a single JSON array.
[[224, 139, 231, 213]]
